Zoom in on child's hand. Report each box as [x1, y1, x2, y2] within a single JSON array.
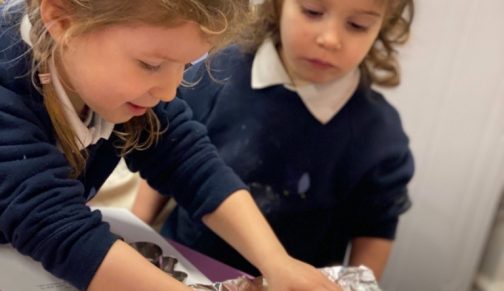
[[261, 255, 342, 291]]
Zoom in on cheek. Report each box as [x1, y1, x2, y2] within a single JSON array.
[[281, 19, 317, 55], [279, 9, 302, 45], [77, 73, 133, 109], [345, 39, 376, 65], [85, 63, 143, 97], [280, 26, 306, 56], [346, 49, 367, 66], [61, 50, 105, 91]]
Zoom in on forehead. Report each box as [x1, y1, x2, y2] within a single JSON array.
[[291, 0, 387, 11], [83, 21, 211, 62]]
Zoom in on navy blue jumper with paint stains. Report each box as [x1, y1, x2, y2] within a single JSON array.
[[162, 46, 414, 275]]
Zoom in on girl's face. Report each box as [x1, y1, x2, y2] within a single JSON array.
[[279, 0, 386, 85], [56, 22, 211, 123]]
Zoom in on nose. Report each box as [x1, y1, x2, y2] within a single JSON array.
[[149, 65, 184, 102], [316, 21, 343, 51]]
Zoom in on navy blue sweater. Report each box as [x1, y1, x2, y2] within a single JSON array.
[[162, 46, 414, 274], [0, 11, 244, 289]]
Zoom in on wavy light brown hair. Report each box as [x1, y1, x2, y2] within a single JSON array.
[[5, 0, 249, 177], [239, 0, 414, 87]]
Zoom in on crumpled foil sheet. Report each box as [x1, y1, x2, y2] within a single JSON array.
[[189, 265, 382, 291]]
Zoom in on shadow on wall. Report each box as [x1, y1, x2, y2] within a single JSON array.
[[474, 189, 504, 291]]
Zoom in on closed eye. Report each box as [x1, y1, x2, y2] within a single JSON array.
[[301, 7, 324, 19], [139, 60, 162, 72], [348, 22, 369, 32]]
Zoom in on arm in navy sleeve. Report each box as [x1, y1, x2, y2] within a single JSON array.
[[125, 97, 247, 221], [347, 98, 414, 239], [349, 149, 413, 239], [0, 86, 118, 290]]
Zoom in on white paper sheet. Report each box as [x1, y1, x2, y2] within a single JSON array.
[[0, 207, 211, 290]]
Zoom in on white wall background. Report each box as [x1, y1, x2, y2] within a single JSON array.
[[378, 0, 504, 290]]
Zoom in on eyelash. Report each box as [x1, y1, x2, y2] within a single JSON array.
[[348, 22, 369, 32], [300, 3, 372, 32], [301, 7, 323, 19], [139, 61, 195, 74], [139, 61, 161, 72]]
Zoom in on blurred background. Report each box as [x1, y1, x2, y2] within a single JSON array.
[[377, 0, 504, 290]]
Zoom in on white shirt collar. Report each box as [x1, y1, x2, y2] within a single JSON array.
[[251, 39, 294, 90], [251, 39, 360, 124], [21, 16, 115, 150], [20, 15, 32, 46]]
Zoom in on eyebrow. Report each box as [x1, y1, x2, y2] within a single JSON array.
[[149, 52, 178, 62], [305, 0, 383, 17], [148, 51, 208, 65], [354, 9, 382, 17]]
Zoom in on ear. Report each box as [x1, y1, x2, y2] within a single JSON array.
[[40, 0, 72, 42]]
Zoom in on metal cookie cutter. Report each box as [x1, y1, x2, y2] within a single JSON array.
[[160, 256, 188, 283], [170, 270, 188, 283], [128, 242, 188, 282], [160, 256, 178, 273], [128, 241, 163, 267]]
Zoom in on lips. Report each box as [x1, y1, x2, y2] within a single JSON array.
[[304, 58, 335, 70], [128, 103, 148, 110], [127, 102, 149, 116]]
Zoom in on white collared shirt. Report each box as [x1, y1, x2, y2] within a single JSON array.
[[20, 16, 114, 150], [251, 39, 360, 124]]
